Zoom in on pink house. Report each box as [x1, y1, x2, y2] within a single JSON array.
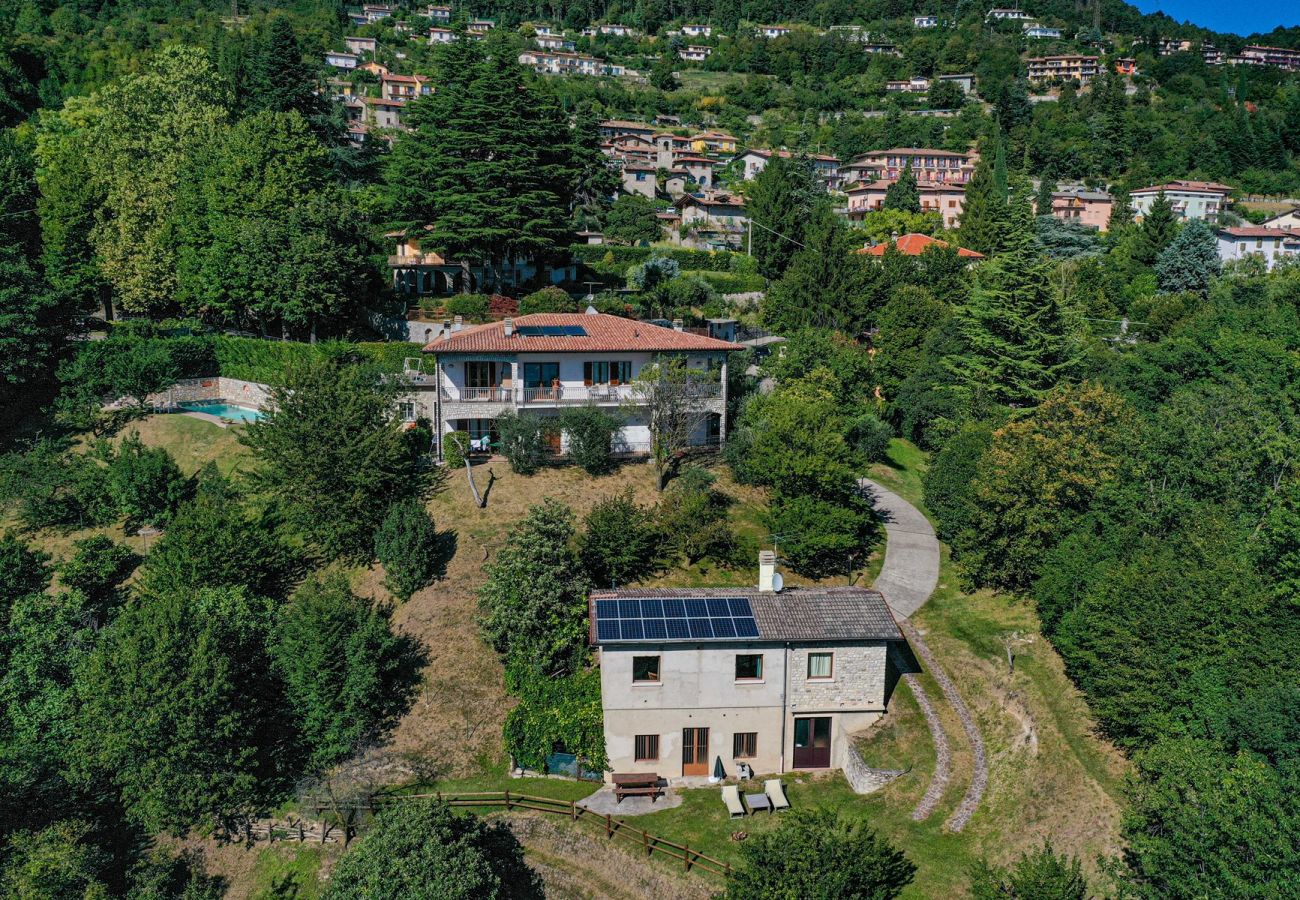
[[846, 180, 966, 229], [1048, 190, 1113, 231]]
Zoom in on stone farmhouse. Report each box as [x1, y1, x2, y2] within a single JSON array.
[[416, 311, 739, 460], [592, 553, 909, 781]]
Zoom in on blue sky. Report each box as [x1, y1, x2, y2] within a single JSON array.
[[1129, 0, 1298, 36]]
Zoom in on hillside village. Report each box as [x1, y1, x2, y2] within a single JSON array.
[[1, 0, 1300, 897]]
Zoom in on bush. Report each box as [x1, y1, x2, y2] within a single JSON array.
[[627, 255, 680, 291], [443, 293, 491, 322], [105, 433, 188, 526], [519, 286, 577, 315], [374, 499, 441, 601], [765, 493, 875, 579], [559, 406, 619, 475], [580, 491, 659, 588], [685, 270, 765, 293], [570, 243, 734, 270], [212, 337, 419, 386], [443, 430, 470, 469], [495, 411, 553, 476], [502, 663, 606, 771], [323, 798, 543, 900], [850, 414, 893, 463], [58, 535, 137, 617], [655, 467, 738, 567]]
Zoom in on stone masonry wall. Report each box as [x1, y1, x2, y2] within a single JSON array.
[[843, 740, 906, 795], [144, 377, 270, 409], [787, 644, 889, 715]]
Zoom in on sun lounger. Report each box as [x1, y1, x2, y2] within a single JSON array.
[[722, 784, 746, 818], [764, 779, 790, 811]]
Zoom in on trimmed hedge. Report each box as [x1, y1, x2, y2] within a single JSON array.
[[570, 244, 741, 271], [213, 337, 420, 385]]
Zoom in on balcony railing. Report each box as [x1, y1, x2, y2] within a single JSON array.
[[443, 386, 511, 402]]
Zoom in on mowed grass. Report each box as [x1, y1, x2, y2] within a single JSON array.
[[110, 412, 254, 478], [248, 845, 328, 899]]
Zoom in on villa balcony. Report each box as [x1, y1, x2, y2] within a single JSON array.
[[442, 382, 723, 405]]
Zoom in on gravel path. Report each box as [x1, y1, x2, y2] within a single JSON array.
[[865, 478, 988, 832]]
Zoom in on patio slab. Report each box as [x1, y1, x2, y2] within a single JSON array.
[[577, 784, 682, 816]]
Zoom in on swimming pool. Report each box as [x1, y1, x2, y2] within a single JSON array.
[[178, 401, 263, 423]]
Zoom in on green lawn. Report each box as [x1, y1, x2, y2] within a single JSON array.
[[867, 438, 929, 513], [248, 845, 328, 899]]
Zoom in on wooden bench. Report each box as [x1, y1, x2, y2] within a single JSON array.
[[612, 772, 663, 803]]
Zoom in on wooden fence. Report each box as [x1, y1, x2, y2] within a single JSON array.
[[314, 791, 734, 878]]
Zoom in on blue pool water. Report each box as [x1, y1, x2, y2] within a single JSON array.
[[179, 401, 263, 423]]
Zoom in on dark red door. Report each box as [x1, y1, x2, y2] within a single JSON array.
[[793, 717, 831, 769]]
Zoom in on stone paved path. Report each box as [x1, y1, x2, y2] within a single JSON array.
[[864, 478, 988, 832]]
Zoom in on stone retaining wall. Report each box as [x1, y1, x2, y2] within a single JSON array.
[[843, 742, 907, 795], [144, 377, 271, 409]]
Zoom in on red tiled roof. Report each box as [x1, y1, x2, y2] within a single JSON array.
[[1218, 226, 1300, 238], [845, 178, 966, 193], [851, 147, 976, 159], [856, 233, 983, 258], [1132, 180, 1233, 195], [423, 313, 742, 354]]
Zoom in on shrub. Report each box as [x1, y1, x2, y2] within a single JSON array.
[[502, 663, 607, 771], [323, 798, 543, 900], [559, 406, 619, 475], [58, 535, 137, 617], [580, 491, 659, 588], [443, 293, 491, 322], [765, 493, 875, 579], [850, 414, 893, 463], [442, 430, 470, 469], [105, 433, 188, 526], [374, 499, 441, 601], [519, 285, 577, 315], [685, 270, 766, 293], [655, 467, 738, 566], [495, 411, 553, 476], [627, 255, 680, 291], [569, 243, 728, 270]]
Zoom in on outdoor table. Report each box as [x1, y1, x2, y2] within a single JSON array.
[[612, 773, 663, 803], [745, 792, 772, 814]]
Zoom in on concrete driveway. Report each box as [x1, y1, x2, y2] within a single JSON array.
[[862, 479, 940, 619]]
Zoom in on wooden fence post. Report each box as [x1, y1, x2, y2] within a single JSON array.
[[605, 813, 612, 837], [504, 790, 511, 811], [643, 829, 650, 857], [571, 800, 577, 820], [684, 843, 691, 871]]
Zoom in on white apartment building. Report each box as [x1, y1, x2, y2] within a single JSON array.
[[1216, 227, 1300, 270], [1130, 180, 1233, 222]]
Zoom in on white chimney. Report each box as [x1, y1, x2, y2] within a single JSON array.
[[759, 550, 778, 592], [503, 317, 514, 337], [672, 318, 684, 332], [453, 315, 463, 331]]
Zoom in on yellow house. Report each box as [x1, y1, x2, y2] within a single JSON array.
[[691, 131, 738, 155]]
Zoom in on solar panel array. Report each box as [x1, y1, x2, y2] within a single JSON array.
[[516, 325, 588, 337], [594, 597, 760, 642]]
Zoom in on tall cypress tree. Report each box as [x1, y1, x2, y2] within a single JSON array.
[[1035, 169, 1057, 216], [1132, 190, 1178, 266], [248, 16, 321, 119], [1107, 187, 1134, 232], [949, 186, 1076, 406], [746, 153, 820, 279], [884, 161, 922, 213], [959, 136, 1009, 256]]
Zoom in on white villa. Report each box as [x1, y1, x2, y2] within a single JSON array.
[[1216, 226, 1300, 270], [418, 311, 739, 460], [592, 553, 907, 781], [1131, 180, 1233, 223]]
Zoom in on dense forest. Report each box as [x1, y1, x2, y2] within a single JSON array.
[[2, 0, 1300, 894]]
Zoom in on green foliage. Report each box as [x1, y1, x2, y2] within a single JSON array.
[[874, 285, 951, 401], [579, 491, 660, 588], [1033, 216, 1102, 260], [272, 573, 419, 773], [443, 293, 491, 321], [559, 406, 619, 475], [135, 475, 296, 603], [726, 808, 915, 900], [745, 152, 821, 278], [601, 193, 662, 246], [762, 210, 881, 334], [74, 585, 282, 833], [240, 355, 426, 561], [1120, 738, 1300, 898], [922, 422, 994, 545], [443, 430, 470, 469], [1154, 218, 1220, 295], [519, 286, 578, 315], [323, 798, 543, 900], [1131, 191, 1178, 267], [958, 137, 1009, 256], [627, 254, 680, 290], [494, 410, 553, 476], [766, 493, 874, 578], [849, 414, 893, 463], [655, 466, 741, 568], [0, 441, 115, 529], [213, 336, 419, 385], [0, 532, 50, 607], [478, 499, 589, 677], [684, 269, 766, 293], [105, 432, 188, 526], [56, 534, 136, 614], [854, 208, 943, 243], [502, 663, 606, 771], [569, 243, 730, 271], [374, 498, 441, 601], [969, 843, 1087, 899], [0, 819, 110, 899], [883, 162, 921, 214]]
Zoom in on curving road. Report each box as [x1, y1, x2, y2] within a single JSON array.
[[862, 478, 988, 833]]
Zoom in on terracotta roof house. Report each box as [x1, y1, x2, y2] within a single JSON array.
[[1131, 181, 1233, 222], [856, 233, 983, 259], [418, 311, 740, 461], [1216, 226, 1300, 270], [846, 179, 967, 228]]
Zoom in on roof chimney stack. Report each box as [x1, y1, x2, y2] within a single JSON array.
[[503, 317, 514, 337], [452, 315, 463, 332], [759, 550, 778, 592], [672, 318, 684, 332]]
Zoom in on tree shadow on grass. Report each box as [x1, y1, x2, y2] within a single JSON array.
[[429, 528, 458, 581]]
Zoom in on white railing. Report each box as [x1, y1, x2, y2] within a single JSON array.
[[443, 386, 510, 402], [521, 382, 722, 405]]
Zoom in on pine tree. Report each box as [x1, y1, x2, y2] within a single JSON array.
[[884, 161, 922, 213], [570, 102, 618, 223], [1035, 169, 1057, 216], [1107, 187, 1134, 231], [958, 136, 1009, 256], [1132, 190, 1178, 267], [950, 186, 1077, 406], [1155, 218, 1220, 295], [248, 16, 321, 119], [746, 153, 821, 279]]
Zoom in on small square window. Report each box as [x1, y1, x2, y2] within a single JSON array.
[[632, 656, 660, 683], [808, 652, 833, 680], [634, 734, 659, 761], [733, 732, 757, 758], [735, 654, 763, 680]]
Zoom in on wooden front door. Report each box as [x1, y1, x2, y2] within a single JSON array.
[[682, 727, 710, 776], [792, 717, 832, 769]]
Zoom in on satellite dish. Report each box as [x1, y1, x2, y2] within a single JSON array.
[[771, 572, 784, 593]]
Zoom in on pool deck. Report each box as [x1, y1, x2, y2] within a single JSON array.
[[177, 410, 236, 428]]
